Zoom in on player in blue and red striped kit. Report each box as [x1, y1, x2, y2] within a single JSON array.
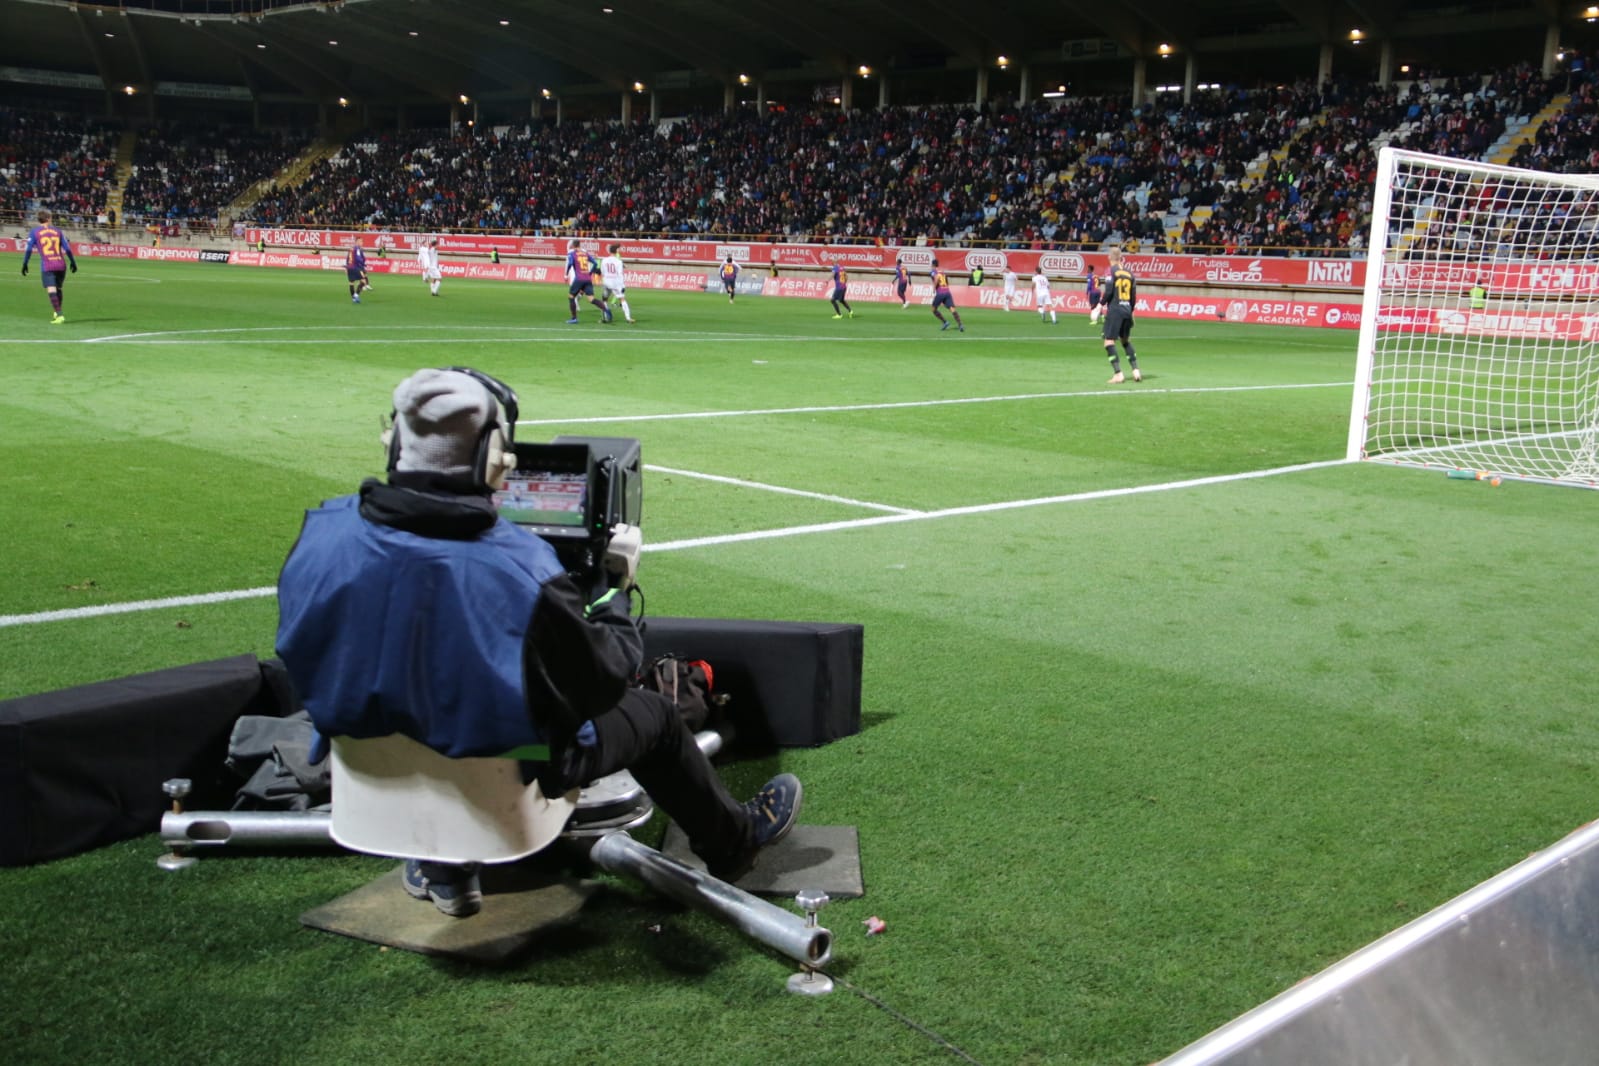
[[346, 245, 370, 303], [929, 258, 964, 333], [1085, 265, 1104, 325], [565, 240, 612, 323], [894, 258, 911, 308], [828, 263, 853, 319], [21, 210, 78, 324]]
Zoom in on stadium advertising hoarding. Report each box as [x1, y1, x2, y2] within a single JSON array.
[[243, 228, 1378, 290], [47, 238, 1599, 339], [228, 252, 710, 294]]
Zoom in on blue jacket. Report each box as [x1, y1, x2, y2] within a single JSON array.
[[277, 493, 578, 758]]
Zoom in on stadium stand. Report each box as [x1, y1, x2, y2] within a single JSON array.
[[121, 121, 314, 225], [0, 107, 118, 224], [3, 65, 1586, 254]]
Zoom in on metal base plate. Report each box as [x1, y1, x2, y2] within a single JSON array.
[[787, 970, 835, 996]]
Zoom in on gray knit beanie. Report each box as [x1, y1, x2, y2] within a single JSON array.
[[391, 368, 496, 477]]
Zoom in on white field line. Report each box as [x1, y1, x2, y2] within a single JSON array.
[[646, 463, 921, 514], [0, 458, 1350, 629], [647, 459, 1351, 552], [1, 586, 279, 627], [521, 381, 1351, 426]]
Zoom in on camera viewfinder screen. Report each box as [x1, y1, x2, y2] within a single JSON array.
[[496, 470, 587, 526]]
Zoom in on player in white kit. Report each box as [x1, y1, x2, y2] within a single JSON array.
[[418, 238, 442, 296], [1032, 272, 1056, 324], [1002, 265, 1019, 311], [601, 244, 634, 323]]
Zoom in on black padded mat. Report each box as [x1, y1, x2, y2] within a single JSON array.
[[659, 824, 863, 899], [300, 864, 599, 965]]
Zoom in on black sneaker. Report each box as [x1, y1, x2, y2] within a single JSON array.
[[745, 773, 803, 849]]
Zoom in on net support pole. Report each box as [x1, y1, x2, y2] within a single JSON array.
[[1347, 146, 1398, 461]]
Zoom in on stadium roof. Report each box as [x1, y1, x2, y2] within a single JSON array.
[[0, 0, 1589, 113]]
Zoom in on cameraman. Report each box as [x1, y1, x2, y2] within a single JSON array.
[[276, 367, 802, 917]]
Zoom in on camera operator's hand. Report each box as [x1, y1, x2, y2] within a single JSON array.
[[603, 523, 643, 589]]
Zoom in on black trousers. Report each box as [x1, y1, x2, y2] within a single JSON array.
[[549, 688, 754, 869]]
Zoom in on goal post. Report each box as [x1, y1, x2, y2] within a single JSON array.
[[1347, 146, 1599, 488]]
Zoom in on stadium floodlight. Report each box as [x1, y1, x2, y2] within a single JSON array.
[[1348, 146, 1599, 488]]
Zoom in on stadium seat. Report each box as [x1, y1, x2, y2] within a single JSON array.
[[329, 734, 576, 866]]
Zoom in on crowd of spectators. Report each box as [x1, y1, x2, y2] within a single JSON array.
[[1180, 65, 1567, 256], [122, 121, 313, 224], [247, 83, 1356, 252], [0, 107, 118, 223], [1510, 61, 1599, 174], [5, 62, 1589, 256]]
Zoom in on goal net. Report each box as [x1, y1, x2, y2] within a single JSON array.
[[1347, 146, 1599, 487]]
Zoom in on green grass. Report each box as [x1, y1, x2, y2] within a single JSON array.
[[4, 260, 1598, 1064]]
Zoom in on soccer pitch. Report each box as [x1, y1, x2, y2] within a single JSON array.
[[5, 260, 1599, 1065]]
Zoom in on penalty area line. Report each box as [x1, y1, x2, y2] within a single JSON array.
[[647, 463, 921, 514], [0, 458, 1350, 629], [520, 381, 1351, 427], [648, 458, 1354, 553]]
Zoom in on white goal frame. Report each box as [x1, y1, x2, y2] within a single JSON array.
[[1347, 146, 1599, 488]]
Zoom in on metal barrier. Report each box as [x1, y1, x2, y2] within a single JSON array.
[[1160, 819, 1599, 1065]]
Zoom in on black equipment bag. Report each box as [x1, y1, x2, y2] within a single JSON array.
[[640, 617, 863, 751], [0, 655, 296, 866]]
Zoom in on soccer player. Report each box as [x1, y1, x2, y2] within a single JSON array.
[[564, 240, 612, 323], [20, 209, 77, 324], [719, 255, 739, 303], [1085, 265, 1103, 325], [894, 257, 911, 308], [1033, 272, 1056, 325], [1002, 262, 1019, 311], [828, 263, 854, 319], [418, 238, 442, 296], [1101, 247, 1141, 384], [602, 244, 634, 323], [929, 258, 964, 333], [345, 245, 370, 304]]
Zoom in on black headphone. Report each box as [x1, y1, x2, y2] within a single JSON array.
[[383, 366, 520, 492]]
